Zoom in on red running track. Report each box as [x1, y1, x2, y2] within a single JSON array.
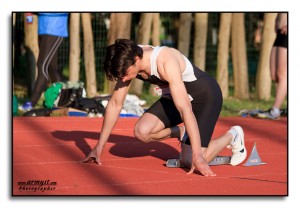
[[12, 116, 287, 196]]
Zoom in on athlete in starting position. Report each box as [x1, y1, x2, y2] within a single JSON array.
[[83, 39, 247, 176]]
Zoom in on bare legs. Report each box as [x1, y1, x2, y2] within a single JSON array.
[[270, 46, 287, 110], [134, 112, 233, 163], [134, 113, 183, 143], [201, 132, 233, 163]]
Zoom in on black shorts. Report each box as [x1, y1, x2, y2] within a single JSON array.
[[146, 75, 223, 147], [273, 30, 287, 48]]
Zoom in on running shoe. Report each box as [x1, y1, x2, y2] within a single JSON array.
[[227, 126, 247, 166], [18, 101, 33, 112], [256, 108, 280, 120]]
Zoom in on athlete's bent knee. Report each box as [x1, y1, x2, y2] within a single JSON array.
[[134, 125, 151, 143]]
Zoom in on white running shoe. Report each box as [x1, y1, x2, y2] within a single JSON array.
[[256, 108, 280, 120], [227, 126, 247, 166]]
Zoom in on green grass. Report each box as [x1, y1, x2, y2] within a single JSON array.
[[221, 97, 287, 117], [140, 93, 287, 117], [137, 81, 288, 117]]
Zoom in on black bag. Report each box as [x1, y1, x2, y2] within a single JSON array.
[[73, 98, 105, 114], [43, 82, 105, 115], [57, 88, 83, 108]]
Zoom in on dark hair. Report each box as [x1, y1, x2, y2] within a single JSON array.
[[103, 39, 143, 81]]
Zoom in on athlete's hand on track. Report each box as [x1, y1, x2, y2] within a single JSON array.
[[187, 155, 216, 176], [80, 146, 102, 165]]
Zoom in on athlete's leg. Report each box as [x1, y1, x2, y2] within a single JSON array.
[[186, 100, 234, 163], [134, 113, 185, 143], [30, 35, 51, 106], [187, 99, 244, 164], [47, 36, 64, 82], [181, 76, 245, 165], [134, 98, 184, 143], [273, 47, 287, 109], [202, 132, 233, 163], [30, 35, 63, 106]]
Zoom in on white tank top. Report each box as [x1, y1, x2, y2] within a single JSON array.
[[142, 45, 197, 82]]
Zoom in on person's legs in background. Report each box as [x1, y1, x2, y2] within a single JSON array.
[[19, 35, 63, 111], [273, 46, 287, 111], [266, 46, 287, 119]]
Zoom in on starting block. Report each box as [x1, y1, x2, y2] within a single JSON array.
[[243, 142, 266, 166], [166, 156, 232, 168], [166, 142, 266, 168], [166, 158, 184, 168], [166, 143, 232, 168]]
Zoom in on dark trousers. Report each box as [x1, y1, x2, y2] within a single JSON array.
[[30, 34, 64, 106]]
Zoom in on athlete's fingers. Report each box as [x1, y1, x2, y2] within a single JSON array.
[[80, 156, 94, 163], [95, 157, 102, 165], [80, 156, 102, 165], [202, 165, 216, 177], [205, 169, 216, 177], [187, 166, 195, 175]]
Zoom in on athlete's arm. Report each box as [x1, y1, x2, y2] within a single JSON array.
[[82, 79, 131, 164], [158, 48, 215, 176]]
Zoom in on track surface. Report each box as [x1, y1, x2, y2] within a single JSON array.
[[12, 116, 287, 196]]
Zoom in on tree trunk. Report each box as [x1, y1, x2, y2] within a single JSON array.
[[81, 13, 97, 97], [178, 13, 192, 57], [256, 13, 277, 100], [152, 13, 160, 46], [231, 13, 249, 99], [104, 13, 132, 94], [13, 13, 16, 68], [149, 13, 161, 96], [137, 13, 153, 44], [216, 13, 232, 99], [13, 13, 16, 88], [130, 13, 154, 96], [24, 13, 39, 93], [193, 13, 208, 71], [69, 13, 81, 82], [107, 13, 132, 45]]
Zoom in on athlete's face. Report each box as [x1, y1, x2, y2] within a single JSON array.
[[121, 65, 137, 82], [121, 57, 140, 82]]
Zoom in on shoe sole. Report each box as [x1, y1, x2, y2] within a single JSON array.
[[18, 107, 32, 112], [256, 113, 280, 120], [230, 126, 247, 166]]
